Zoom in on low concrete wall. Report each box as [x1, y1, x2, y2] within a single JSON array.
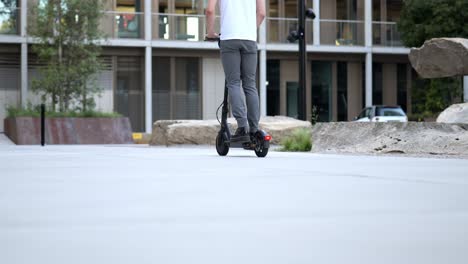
[[312, 122, 468, 156], [4, 117, 133, 145]]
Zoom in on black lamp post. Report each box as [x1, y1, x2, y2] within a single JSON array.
[[288, 1, 315, 121]]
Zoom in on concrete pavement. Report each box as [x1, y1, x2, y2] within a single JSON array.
[[0, 133, 14, 145], [1, 144, 468, 264]]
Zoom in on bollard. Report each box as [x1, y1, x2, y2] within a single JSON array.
[[41, 104, 45, 146]]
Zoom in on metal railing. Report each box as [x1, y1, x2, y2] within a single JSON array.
[[0, 7, 19, 35], [372, 21, 403, 47], [320, 19, 365, 46], [152, 13, 213, 41], [267, 17, 313, 44]]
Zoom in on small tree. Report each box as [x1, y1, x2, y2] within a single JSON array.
[[398, 0, 467, 118], [29, 0, 105, 112]]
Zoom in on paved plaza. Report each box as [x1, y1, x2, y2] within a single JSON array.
[[1, 142, 468, 264]]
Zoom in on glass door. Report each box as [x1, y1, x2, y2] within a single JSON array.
[[287, 82, 299, 119], [312, 61, 332, 122]]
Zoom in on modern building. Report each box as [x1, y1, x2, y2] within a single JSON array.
[[1, 0, 414, 133]]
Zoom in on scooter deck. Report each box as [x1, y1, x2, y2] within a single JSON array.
[[229, 140, 256, 150]]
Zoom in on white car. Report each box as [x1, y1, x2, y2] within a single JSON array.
[[354, 105, 408, 122]]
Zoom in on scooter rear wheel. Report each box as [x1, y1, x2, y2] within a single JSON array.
[[254, 133, 269, 158], [216, 133, 229, 156]]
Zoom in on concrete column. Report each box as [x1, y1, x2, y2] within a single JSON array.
[[20, 0, 27, 107], [144, 0, 152, 133], [365, 0, 372, 47], [365, 0, 372, 107], [365, 52, 372, 107], [145, 0, 152, 41], [382, 64, 397, 105], [259, 21, 267, 117], [313, 0, 320, 45], [464, 76, 468, 103], [145, 47, 152, 133]]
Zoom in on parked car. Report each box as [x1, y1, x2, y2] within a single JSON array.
[[354, 105, 408, 122]]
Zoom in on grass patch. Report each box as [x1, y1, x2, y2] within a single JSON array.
[[280, 128, 312, 152], [6, 106, 122, 118]]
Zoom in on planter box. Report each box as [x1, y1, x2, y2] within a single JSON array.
[[4, 117, 133, 145]]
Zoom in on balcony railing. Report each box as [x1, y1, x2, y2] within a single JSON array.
[[152, 13, 220, 41], [97, 12, 403, 48], [372, 21, 403, 47], [0, 7, 19, 35], [320, 19, 365, 46], [101, 11, 144, 39], [267, 17, 313, 44]]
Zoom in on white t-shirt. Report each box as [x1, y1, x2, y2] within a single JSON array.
[[219, 0, 257, 41]]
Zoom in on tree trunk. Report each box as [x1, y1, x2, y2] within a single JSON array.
[[57, 0, 64, 112]]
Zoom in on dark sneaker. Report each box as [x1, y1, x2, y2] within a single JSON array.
[[231, 127, 250, 142]]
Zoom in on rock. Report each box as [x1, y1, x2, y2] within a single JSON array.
[[409, 38, 468, 78], [149, 116, 311, 146], [311, 122, 468, 156], [258, 116, 312, 145], [437, 103, 468, 124]]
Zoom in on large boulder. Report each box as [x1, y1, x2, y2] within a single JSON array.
[[437, 103, 468, 124], [312, 122, 468, 156], [150, 116, 311, 146], [409, 38, 468, 78]]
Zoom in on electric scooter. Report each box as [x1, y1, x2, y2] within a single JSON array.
[[206, 37, 271, 157]]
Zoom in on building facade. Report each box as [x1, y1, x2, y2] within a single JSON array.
[[0, 0, 413, 133]]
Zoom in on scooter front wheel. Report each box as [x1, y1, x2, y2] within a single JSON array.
[[216, 133, 229, 156]]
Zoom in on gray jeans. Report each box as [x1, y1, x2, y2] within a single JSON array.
[[220, 39, 260, 132]]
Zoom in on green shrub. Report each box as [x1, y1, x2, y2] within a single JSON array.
[[6, 105, 122, 118], [6, 105, 41, 117], [280, 128, 312, 152]]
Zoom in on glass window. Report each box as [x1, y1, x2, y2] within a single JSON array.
[[0, 53, 20, 132], [397, 63, 407, 112], [321, 0, 363, 20], [372, 62, 383, 105], [287, 82, 299, 119], [377, 107, 405, 116], [0, 0, 18, 8], [152, 56, 201, 121], [373, 0, 403, 22], [174, 57, 200, 119], [175, 0, 198, 14], [154, 0, 204, 41], [115, 56, 145, 132], [116, 0, 142, 38], [267, 60, 280, 116], [337, 62, 348, 121], [158, 0, 169, 13], [0, 0, 19, 35], [153, 57, 171, 121], [312, 61, 333, 122], [269, 0, 279, 17], [284, 0, 297, 18], [156, 0, 169, 39]]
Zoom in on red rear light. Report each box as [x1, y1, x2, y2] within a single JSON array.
[[264, 135, 272, 141]]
